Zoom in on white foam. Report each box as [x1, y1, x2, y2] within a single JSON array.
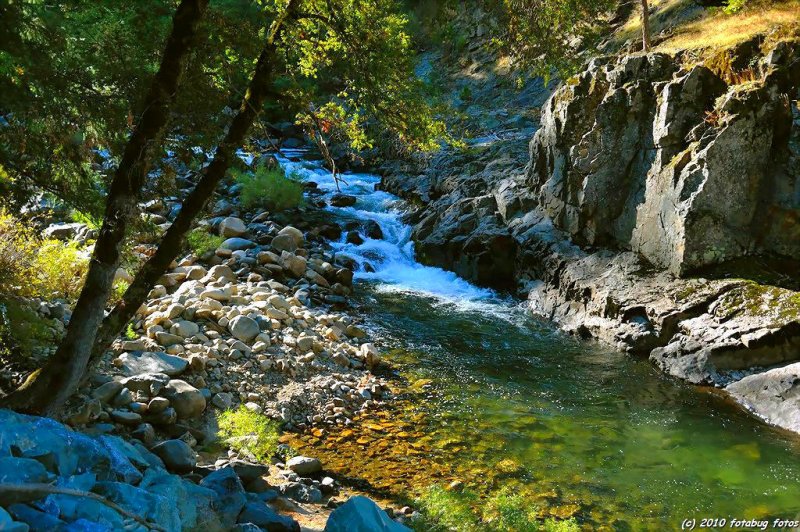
[[275, 152, 506, 307]]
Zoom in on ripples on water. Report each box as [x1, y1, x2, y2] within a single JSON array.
[[271, 151, 800, 527]]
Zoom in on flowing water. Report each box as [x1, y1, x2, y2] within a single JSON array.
[[275, 151, 800, 528]]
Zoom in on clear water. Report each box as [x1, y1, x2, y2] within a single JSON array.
[[275, 152, 800, 528]]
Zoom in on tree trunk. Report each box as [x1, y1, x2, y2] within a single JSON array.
[[90, 0, 299, 363], [641, 0, 652, 52], [1, 0, 209, 416]]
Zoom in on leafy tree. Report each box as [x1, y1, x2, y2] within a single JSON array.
[[499, 0, 616, 79], [1, 0, 448, 414], [498, 0, 656, 79], [2, 0, 211, 414]]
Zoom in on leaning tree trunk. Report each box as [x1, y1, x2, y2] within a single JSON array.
[[641, 0, 652, 52], [1, 0, 209, 416], [90, 1, 298, 362]]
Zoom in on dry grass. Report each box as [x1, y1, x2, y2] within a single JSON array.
[[659, 1, 800, 53], [613, 0, 800, 54]]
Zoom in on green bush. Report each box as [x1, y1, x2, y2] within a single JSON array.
[[32, 239, 89, 300], [484, 488, 539, 532], [724, 0, 747, 14], [412, 485, 480, 532], [186, 228, 224, 256], [217, 406, 281, 462], [234, 164, 303, 212], [411, 484, 581, 532], [0, 297, 57, 360], [0, 211, 89, 301]]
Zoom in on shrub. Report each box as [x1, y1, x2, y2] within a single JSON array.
[[0, 211, 89, 301], [484, 488, 539, 532], [186, 228, 224, 256], [0, 297, 57, 360], [124, 323, 137, 340], [411, 484, 581, 532], [412, 485, 480, 532], [724, 0, 747, 14], [0, 212, 39, 294], [30, 239, 89, 300], [234, 164, 303, 212], [217, 406, 281, 462]]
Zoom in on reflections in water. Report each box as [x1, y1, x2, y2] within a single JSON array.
[[271, 151, 800, 527]]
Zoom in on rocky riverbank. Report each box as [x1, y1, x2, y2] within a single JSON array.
[[0, 151, 421, 530], [379, 37, 800, 435]]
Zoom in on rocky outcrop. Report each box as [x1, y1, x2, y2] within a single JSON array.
[[528, 40, 800, 275], [379, 38, 800, 434]]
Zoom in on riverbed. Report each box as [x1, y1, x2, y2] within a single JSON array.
[[276, 151, 800, 528]]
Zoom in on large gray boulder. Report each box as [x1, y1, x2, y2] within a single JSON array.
[[286, 455, 322, 475], [118, 351, 188, 377], [325, 496, 410, 532], [237, 502, 300, 531], [162, 379, 206, 419], [200, 466, 247, 528], [726, 362, 800, 433]]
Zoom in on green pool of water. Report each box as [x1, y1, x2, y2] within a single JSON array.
[[352, 287, 800, 529]]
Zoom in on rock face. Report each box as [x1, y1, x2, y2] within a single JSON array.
[[527, 43, 800, 275], [380, 38, 800, 434], [726, 362, 800, 434]]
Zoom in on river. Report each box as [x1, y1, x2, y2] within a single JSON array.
[[275, 150, 800, 528]]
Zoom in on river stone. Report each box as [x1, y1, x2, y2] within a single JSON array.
[[229, 315, 260, 342], [220, 237, 256, 251], [121, 373, 171, 395], [282, 252, 307, 277], [212, 392, 233, 410], [286, 456, 322, 475], [139, 469, 225, 530], [92, 381, 123, 404], [271, 233, 298, 253], [268, 294, 291, 310], [229, 460, 269, 483], [0, 507, 29, 532], [726, 363, 800, 434], [171, 320, 200, 338], [220, 217, 248, 238], [0, 456, 52, 485], [42, 222, 85, 241], [148, 397, 170, 414], [362, 220, 383, 240], [278, 226, 305, 247], [199, 466, 246, 528], [151, 439, 197, 473], [155, 331, 186, 347], [93, 481, 181, 531], [7, 503, 66, 530], [325, 496, 410, 532], [237, 502, 300, 531], [207, 264, 237, 282], [330, 194, 357, 207], [162, 380, 206, 419], [111, 410, 142, 426], [118, 351, 188, 377]]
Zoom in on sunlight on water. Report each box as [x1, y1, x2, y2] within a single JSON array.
[[273, 151, 800, 528]]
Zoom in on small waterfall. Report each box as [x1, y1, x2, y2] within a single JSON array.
[[275, 152, 496, 305]]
